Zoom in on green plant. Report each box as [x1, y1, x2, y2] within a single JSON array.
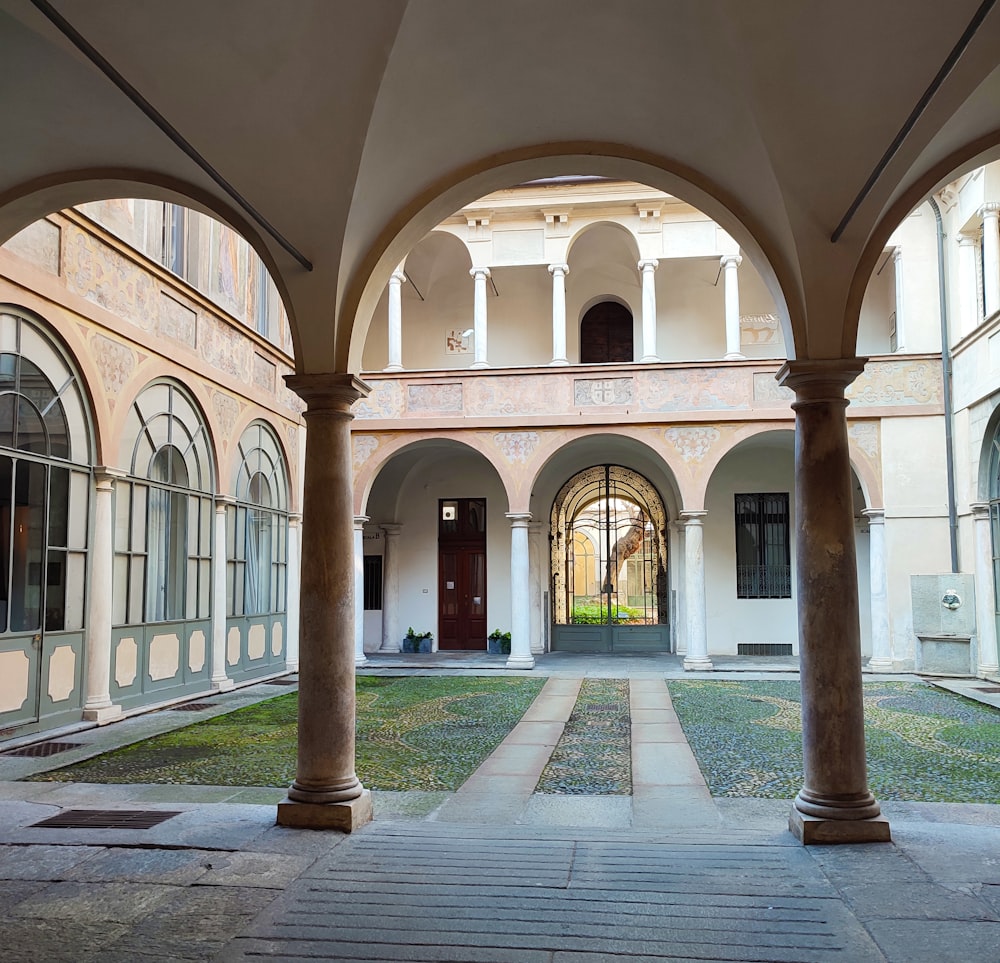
[[570, 600, 645, 624], [403, 626, 433, 653], [487, 629, 511, 655], [405, 626, 433, 641]]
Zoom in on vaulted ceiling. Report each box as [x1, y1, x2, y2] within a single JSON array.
[[1, 0, 998, 368]]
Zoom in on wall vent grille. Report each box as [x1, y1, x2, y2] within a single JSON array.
[[737, 643, 794, 656]]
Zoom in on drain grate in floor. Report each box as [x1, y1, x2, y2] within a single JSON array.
[[31, 809, 182, 829], [169, 702, 216, 711], [975, 686, 1000, 693], [267, 678, 298, 686], [2, 741, 82, 758]]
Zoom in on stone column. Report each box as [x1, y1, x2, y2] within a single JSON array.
[[638, 259, 659, 362], [548, 263, 569, 365], [862, 509, 892, 672], [669, 519, 683, 654], [892, 248, 905, 351], [470, 267, 490, 368], [778, 359, 889, 844], [385, 266, 405, 372], [506, 512, 535, 669], [681, 511, 712, 670], [354, 516, 369, 667], [379, 523, 402, 652], [278, 373, 372, 831], [957, 234, 979, 337], [285, 513, 301, 672], [972, 503, 1000, 679], [721, 254, 745, 359], [83, 467, 124, 723], [211, 496, 235, 692], [983, 205, 1000, 319]]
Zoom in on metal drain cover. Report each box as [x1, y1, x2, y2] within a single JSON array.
[[2, 741, 82, 758], [169, 702, 216, 711], [975, 686, 1000, 693], [267, 678, 298, 686], [31, 809, 182, 829]]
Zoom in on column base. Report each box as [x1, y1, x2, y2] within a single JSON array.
[[977, 666, 1000, 682], [211, 677, 235, 692], [506, 654, 536, 670], [550, 358, 569, 366], [355, 655, 369, 668], [471, 361, 490, 369], [724, 351, 746, 360], [865, 657, 894, 673], [789, 807, 891, 845], [383, 364, 404, 372], [82, 704, 122, 724], [378, 642, 401, 653], [683, 656, 714, 671], [276, 789, 373, 832], [639, 354, 660, 363]]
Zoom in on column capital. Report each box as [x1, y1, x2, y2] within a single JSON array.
[[679, 510, 707, 524], [380, 522, 402, 536], [861, 508, 885, 524], [777, 358, 867, 403], [638, 258, 659, 272], [93, 466, 127, 489], [548, 263, 569, 276], [470, 266, 491, 280], [285, 373, 371, 412], [981, 202, 1000, 218], [971, 501, 991, 519], [720, 253, 743, 269], [353, 515, 370, 530], [288, 512, 302, 526], [505, 512, 532, 527], [390, 267, 406, 283], [215, 494, 237, 511], [957, 231, 979, 247]]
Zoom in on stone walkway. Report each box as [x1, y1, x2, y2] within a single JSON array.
[[0, 659, 998, 961]]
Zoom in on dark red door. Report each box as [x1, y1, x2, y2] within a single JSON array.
[[438, 498, 487, 649]]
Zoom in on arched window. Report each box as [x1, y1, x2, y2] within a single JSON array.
[[580, 301, 633, 363], [0, 311, 92, 639], [114, 382, 214, 626], [228, 422, 288, 618]]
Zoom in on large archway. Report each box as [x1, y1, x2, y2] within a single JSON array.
[[550, 464, 669, 653]]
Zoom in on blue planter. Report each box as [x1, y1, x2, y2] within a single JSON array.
[[402, 636, 433, 653]]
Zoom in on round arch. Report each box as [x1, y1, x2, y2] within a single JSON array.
[[0, 170, 299, 359], [564, 218, 642, 263], [342, 143, 799, 371]]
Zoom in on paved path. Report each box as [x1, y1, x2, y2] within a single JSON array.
[[0, 663, 999, 961]]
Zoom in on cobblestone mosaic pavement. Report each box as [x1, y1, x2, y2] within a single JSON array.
[[24, 677, 544, 792], [535, 678, 632, 795], [669, 680, 1000, 802]]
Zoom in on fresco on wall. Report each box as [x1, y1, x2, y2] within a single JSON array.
[[847, 360, 941, 407], [90, 332, 137, 401], [640, 368, 747, 412]]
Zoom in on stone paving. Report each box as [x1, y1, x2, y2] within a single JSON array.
[[0, 655, 998, 961]]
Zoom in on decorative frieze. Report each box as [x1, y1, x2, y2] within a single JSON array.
[[407, 382, 464, 412], [2, 218, 60, 275], [664, 426, 721, 463], [847, 360, 941, 406], [493, 431, 539, 464], [159, 292, 197, 348]]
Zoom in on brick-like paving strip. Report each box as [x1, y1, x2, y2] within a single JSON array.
[[223, 824, 885, 962]]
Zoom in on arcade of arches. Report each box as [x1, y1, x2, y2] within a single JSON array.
[[3, 3, 1000, 846]]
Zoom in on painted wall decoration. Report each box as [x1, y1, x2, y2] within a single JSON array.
[[574, 378, 634, 406], [212, 390, 242, 441], [353, 379, 404, 419], [492, 431, 540, 465], [64, 226, 156, 331], [2, 219, 60, 275], [90, 332, 137, 400], [407, 382, 464, 413], [467, 375, 573, 416], [664, 426, 721, 464], [353, 434, 380, 468], [199, 312, 253, 381], [641, 368, 748, 412], [446, 329, 472, 354], [848, 421, 880, 460], [158, 292, 197, 348], [253, 353, 277, 393], [847, 360, 942, 407], [740, 313, 781, 345]]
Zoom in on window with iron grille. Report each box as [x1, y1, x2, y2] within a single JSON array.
[[363, 555, 383, 610], [735, 492, 791, 599]]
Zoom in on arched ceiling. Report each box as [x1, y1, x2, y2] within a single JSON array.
[[1, 0, 998, 371]]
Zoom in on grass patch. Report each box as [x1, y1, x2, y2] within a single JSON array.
[[669, 680, 1000, 803], [26, 676, 544, 792]]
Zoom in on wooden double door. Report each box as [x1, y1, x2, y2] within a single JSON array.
[[438, 498, 486, 650]]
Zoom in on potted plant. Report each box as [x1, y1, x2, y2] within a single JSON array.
[[402, 626, 433, 653], [487, 629, 511, 655]]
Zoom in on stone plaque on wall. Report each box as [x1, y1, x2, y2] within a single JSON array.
[[574, 378, 634, 406]]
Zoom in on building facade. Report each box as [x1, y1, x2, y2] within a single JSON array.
[[0, 199, 303, 742], [354, 175, 999, 681]]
